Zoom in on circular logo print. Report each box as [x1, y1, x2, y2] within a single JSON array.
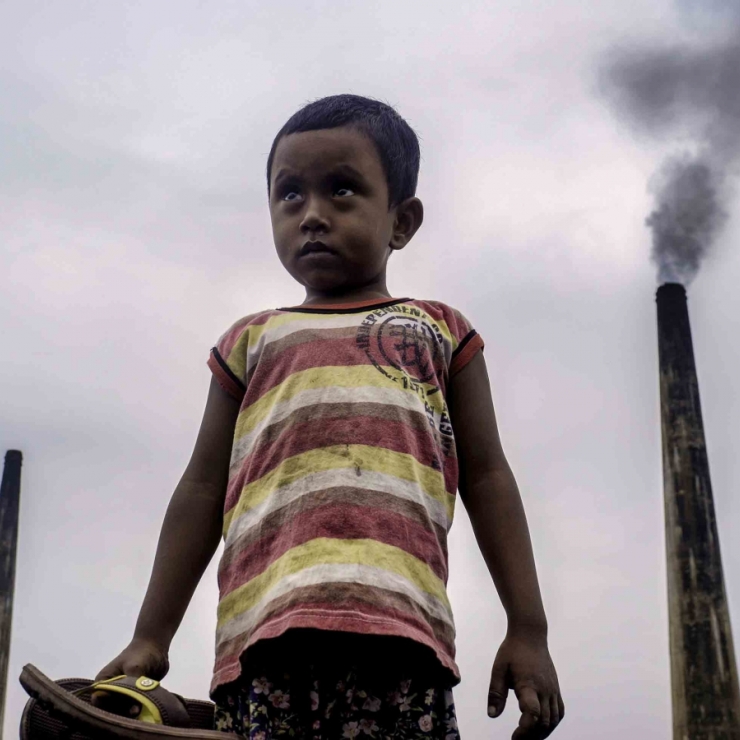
[[375, 315, 441, 384]]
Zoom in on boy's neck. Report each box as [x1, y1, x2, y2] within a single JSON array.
[[301, 279, 394, 307]]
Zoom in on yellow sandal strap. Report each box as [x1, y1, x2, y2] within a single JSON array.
[[76, 676, 190, 727]]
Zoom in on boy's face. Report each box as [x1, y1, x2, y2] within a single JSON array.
[[269, 126, 419, 301]]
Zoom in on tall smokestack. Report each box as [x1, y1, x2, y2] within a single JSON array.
[[657, 284, 740, 738], [0, 450, 22, 735]]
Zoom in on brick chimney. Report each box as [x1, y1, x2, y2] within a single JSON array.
[[657, 283, 740, 738]]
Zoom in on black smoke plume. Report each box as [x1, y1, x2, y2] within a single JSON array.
[[600, 13, 740, 284]]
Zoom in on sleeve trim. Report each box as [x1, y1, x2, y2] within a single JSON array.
[[450, 331, 484, 377], [207, 348, 246, 401]]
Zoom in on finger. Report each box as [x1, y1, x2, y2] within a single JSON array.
[[516, 685, 540, 724], [487, 659, 509, 718], [538, 693, 551, 731], [510, 686, 540, 739], [557, 693, 565, 722], [90, 690, 108, 708], [549, 694, 560, 728], [487, 689, 507, 718], [511, 712, 542, 739]]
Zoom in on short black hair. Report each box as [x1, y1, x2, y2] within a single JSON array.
[[266, 94, 420, 207]]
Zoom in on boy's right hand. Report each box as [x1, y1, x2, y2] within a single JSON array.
[[91, 638, 170, 717]]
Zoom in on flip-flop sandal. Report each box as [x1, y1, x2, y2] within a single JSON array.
[[19, 664, 237, 739]]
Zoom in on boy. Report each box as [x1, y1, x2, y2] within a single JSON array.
[[97, 94, 564, 739]]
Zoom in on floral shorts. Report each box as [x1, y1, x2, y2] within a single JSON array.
[[213, 663, 460, 739]]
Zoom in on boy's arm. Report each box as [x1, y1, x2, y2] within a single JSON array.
[[96, 377, 240, 682], [448, 352, 564, 739]]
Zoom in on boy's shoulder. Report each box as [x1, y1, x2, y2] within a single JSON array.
[[410, 297, 466, 315], [410, 299, 478, 335], [211, 307, 281, 358], [215, 307, 281, 336]]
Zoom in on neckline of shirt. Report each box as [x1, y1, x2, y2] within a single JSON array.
[[276, 297, 412, 314]]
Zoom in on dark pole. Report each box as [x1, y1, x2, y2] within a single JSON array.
[[657, 284, 740, 738], [0, 450, 22, 737]]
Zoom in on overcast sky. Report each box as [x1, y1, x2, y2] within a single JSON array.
[[3, 1, 740, 737]]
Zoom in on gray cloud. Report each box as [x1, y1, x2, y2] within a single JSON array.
[[599, 10, 740, 283]]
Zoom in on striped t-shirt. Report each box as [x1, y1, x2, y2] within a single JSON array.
[[207, 297, 484, 693]]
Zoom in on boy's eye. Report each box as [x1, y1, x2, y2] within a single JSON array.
[[282, 191, 303, 202], [334, 187, 355, 197]]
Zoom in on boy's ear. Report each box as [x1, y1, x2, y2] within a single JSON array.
[[389, 197, 424, 252]]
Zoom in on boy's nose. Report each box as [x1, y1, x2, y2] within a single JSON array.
[[299, 198, 330, 235]]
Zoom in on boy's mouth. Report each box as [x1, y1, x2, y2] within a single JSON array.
[[299, 240, 336, 257]]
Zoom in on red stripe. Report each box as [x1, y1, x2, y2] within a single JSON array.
[[244, 335, 391, 404], [218, 503, 447, 592]]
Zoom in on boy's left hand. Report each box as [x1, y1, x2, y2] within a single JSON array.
[[487, 632, 564, 739]]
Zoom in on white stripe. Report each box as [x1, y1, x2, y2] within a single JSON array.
[[230, 384, 429, 468], [224, 467, 450, 553], [216, 562, 454, 647]]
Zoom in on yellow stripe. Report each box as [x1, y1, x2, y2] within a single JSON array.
[[223, 329, 250, 385], [216, 537, 449, 626], [431, 317, 456, 348], [223, 444, 453, 532], [234, 365, 445, 442]]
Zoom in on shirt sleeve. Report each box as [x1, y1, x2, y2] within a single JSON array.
[[207, 318, 251, 401], [446, 307, 485, 378]]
